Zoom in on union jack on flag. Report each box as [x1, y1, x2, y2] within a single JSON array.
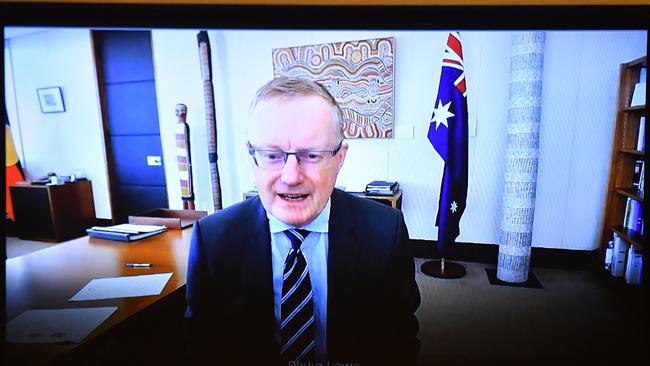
[[427, 32, 469, 256]]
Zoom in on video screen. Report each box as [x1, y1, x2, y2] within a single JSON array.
[[3, 4, 648, 365]]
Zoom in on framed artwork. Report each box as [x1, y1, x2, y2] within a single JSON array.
[[37, 87, 65, 113], [273, 37, 395, 139]]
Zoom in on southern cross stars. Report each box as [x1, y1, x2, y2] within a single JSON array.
[[450, 201, 458, 213], [430, 99, 454, 130]]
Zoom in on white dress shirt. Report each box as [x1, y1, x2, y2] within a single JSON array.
[[268, 199, 330, 361]]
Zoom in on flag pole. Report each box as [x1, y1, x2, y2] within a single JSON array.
[[421, 258, 466, 279], [422, 32, 468, 280]]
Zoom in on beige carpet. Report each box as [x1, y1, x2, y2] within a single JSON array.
[[414, 258, 648, 365]]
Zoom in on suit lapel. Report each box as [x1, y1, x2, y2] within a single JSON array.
[[249, 196, 272, 256], [245, 196, 273, 289], [228, 197, 278, 357], [327, 190, 361, 342], [241, 197, 275, 324], [328, 188, 361, 283]]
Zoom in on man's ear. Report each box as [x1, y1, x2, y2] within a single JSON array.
[[336, 142, 348, 174], [247, 149, 258, 169]]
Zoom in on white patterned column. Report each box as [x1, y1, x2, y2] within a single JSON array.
[[497, 32, 545, 283]]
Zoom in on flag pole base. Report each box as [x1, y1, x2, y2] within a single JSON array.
[[421, 260, 466, 279]]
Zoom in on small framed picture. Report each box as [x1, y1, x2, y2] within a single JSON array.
[[37, 87, 65, 113]]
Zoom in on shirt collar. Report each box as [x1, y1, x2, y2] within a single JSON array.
[[267, 198, 330, 234]]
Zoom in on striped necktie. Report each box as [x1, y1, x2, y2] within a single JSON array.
[[280, 229, 316, 362]]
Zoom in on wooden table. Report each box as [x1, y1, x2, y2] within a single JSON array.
[[5, 228, 192, 365]]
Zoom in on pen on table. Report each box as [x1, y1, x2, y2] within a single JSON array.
[[124, 263, 152, 268]]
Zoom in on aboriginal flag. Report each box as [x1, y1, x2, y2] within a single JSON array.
[[6, 109, 25, 221]]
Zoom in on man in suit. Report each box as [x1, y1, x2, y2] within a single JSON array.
[[185, 76, 420, 365]]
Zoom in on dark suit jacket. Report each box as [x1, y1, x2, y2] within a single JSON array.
[[185, 189, 420, 365]]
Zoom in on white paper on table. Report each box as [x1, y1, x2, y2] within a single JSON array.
[[69, 272, 173, 301], [90, 223, 166, 234], [6, 307, 117, 343]]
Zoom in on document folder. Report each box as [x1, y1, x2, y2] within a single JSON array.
[[87, 224, 167, 242]]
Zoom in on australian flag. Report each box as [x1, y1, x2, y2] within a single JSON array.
[[427, 32, 469, 257]]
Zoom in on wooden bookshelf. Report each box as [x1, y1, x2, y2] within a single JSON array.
[[600, 56, 646, 278], [615, 188, 644, 203], [611, 226, 645, 251]]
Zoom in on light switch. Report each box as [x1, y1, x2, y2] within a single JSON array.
[[147, 156, 162, 166]]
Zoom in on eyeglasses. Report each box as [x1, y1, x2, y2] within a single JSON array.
[[247, 141, 343, 170]]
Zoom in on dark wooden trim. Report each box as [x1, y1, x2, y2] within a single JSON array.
[[410, 239, 601, 271]]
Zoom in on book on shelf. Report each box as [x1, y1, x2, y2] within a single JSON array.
[[630, 82, 646, 107], [632, 160, 644, 194], [87, 223, 167, 242], [641, 66, 647, 83], [624, 245, 643, 285], [637, 116, 645, 152], [365, 180, 399, 196], [638, 162, 645, 198], [640, 219, 645, 236], [631, 66, 646, 106], [623, 197, 643, 232], [366, 180, 398, 189], [604, 240, 614, 271], [623, 198, 632, 229], [611, 233, 630, 277]]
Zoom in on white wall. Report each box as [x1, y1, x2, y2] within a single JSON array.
[[5, 29, 112, 219], [534, 31, 647, 249], [189, 29, 645, 250], [151, 29, 215, 212], [6, 28, 646, 250]]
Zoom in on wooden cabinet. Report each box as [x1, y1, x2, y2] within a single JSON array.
[[10, 180, 96, 242], [600, 56, 646, 279]]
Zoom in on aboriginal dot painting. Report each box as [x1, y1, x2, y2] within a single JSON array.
[[273, 37, 395, 139]]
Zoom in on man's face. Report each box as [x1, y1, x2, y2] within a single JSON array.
[[248, 95, 347, 227]]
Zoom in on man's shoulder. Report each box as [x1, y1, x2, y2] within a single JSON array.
[[334, 188, 398, 210], [331, 189, 407, 255], [332, 189, 401, 224], [197, 196, 262, 231]]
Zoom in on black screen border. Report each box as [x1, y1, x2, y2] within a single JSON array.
[[0, 3, 649, 31]]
